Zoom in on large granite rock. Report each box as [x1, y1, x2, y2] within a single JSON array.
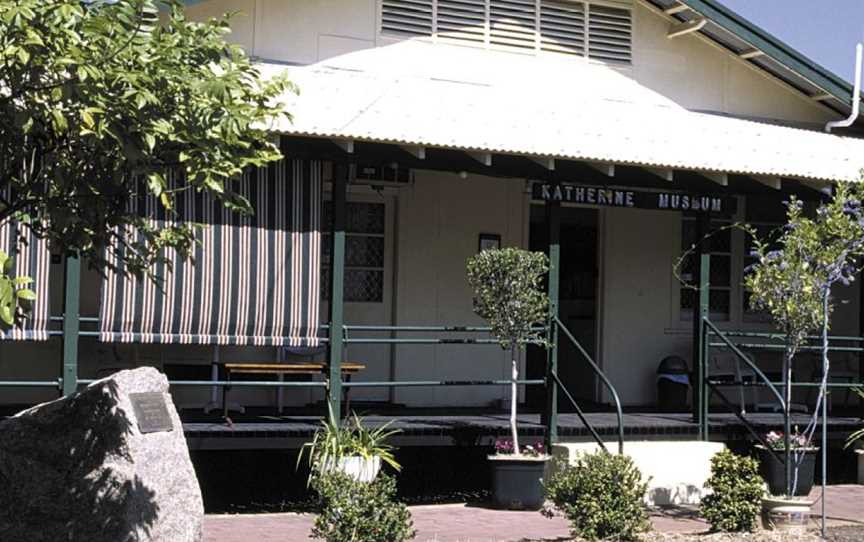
[[0, 367, 204, 542]]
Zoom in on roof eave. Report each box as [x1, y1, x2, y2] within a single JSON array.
[[677, 0, 856, 108]]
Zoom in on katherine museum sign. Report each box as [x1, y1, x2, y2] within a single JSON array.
[[532, 182, 736, 214]]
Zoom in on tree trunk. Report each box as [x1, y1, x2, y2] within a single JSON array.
[[783, 345, 793, 496], [510, 346, 520, 456]]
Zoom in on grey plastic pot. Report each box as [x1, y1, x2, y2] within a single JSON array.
[[488, 455, 550, 510]]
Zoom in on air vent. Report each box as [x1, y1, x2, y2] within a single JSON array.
[[438, 0, 486, 44], [489, 0, 537, 51], [587, 4, 631, 63], [539, 1, 585, 56], [381, 0, 433, 37], [379, 0, 631, 64]]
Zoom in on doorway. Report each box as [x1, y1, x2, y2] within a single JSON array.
[[526, 205, 600, 410]]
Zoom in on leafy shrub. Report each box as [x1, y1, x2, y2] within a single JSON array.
[[700, 449, 764, 532], [311, 471, 415, 542], [543, 451, 649, 541]]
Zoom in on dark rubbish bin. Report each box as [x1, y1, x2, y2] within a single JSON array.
[[657, 356, 690, 411]]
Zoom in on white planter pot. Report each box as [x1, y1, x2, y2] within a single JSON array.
[[762, 496, 814, 533], [856, 449, 864, 485], [322, 456, 381, 483]]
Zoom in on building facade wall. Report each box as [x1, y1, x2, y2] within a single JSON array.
[[0, 1, 856, 410]]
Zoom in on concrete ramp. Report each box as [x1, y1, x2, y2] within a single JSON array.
[[552, 441, 725, 506]]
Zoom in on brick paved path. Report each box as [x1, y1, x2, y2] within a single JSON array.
[[203, 485, 864, 542]]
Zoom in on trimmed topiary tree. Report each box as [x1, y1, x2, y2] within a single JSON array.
[[700, 449, 765, 532], [542, 450, 650, 541], [466, 247, 549, 455]]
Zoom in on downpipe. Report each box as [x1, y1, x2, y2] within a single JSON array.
[[825, 43, 862, 133]]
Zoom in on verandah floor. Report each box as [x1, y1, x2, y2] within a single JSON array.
[[180, 408, 863, 449]]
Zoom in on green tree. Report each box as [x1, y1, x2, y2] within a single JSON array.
[[744, 181, 864, 495], [0, 0, 293, 328], [466, 247, 549, 454]]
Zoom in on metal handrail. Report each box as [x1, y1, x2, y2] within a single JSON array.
[[554, 316, 624, 455], [703, 318, 786, 411]]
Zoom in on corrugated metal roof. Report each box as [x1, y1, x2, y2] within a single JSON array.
[[259, 52, 864, 183]]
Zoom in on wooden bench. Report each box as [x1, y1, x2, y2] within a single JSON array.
[[221, 362, 366, 418]]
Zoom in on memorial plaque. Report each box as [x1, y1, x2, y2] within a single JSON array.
[[130, 392, 174, 433]]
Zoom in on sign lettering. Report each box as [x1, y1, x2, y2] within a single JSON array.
[[532, 182, 735, 215]]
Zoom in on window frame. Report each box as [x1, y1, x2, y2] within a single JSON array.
[[321, 196, 391, 305]]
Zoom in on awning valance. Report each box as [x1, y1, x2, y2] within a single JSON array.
[[98, 158, 323, 346], [0, 210, 51, 341]]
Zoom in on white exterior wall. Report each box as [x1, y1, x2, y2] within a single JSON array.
[[185, 0, 836, 125], [392, 171, 529, 406]]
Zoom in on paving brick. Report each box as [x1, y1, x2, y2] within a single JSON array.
[[203, 485, 864, 542]]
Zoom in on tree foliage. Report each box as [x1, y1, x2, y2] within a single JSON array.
[[744, 182, 864, 357], [0, 0, 293, 326], [466, 248, 549, 351]]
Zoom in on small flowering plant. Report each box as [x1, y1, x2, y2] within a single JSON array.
[[765, 430, 810, 451], [494, 437, 546, 457]]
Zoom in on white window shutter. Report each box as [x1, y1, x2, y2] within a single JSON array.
[[381, 0, 434, 37], [587, 3, 632, 63], [437, 0, 486, 44], [489, 0, 537, 51], [539, 0, 586, 56]]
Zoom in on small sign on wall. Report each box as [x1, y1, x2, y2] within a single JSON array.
[[478, 233, 501, 252]]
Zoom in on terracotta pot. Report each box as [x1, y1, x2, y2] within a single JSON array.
[[488, 454, 550, 510]]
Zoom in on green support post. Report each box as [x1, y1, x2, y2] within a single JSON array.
[[62, 254, 81, 396], [544, 198, 561, 448], [327, 166, 347, 422], [697, 253, 710, 440]]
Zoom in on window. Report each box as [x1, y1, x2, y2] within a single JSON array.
[[380, 0, 632, 63], [676, 196, 799, 326], [679, 217, 732, 322], [322, 202, 387, 303]]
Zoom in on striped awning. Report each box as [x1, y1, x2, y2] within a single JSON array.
[[0, 211, 51, 341], [98, 158, 323, 346]]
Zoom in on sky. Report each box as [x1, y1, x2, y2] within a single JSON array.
[[718, 0, 864, 85]]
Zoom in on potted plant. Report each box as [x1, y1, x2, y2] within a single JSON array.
[[466, 247, 551, 510], [489, 438, 548, 510], [743, 183, 864, 530], [299, 409, 401, 484], [756, 430, 817, 497]]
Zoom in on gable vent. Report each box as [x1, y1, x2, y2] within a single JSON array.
[[539, 1, 585, 56], [381, 0, 434, 37], [438, 0, 486, 44], [489, 0, 537, 51], [587, 4, 632, 63], [379, 0, 631, 64]]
